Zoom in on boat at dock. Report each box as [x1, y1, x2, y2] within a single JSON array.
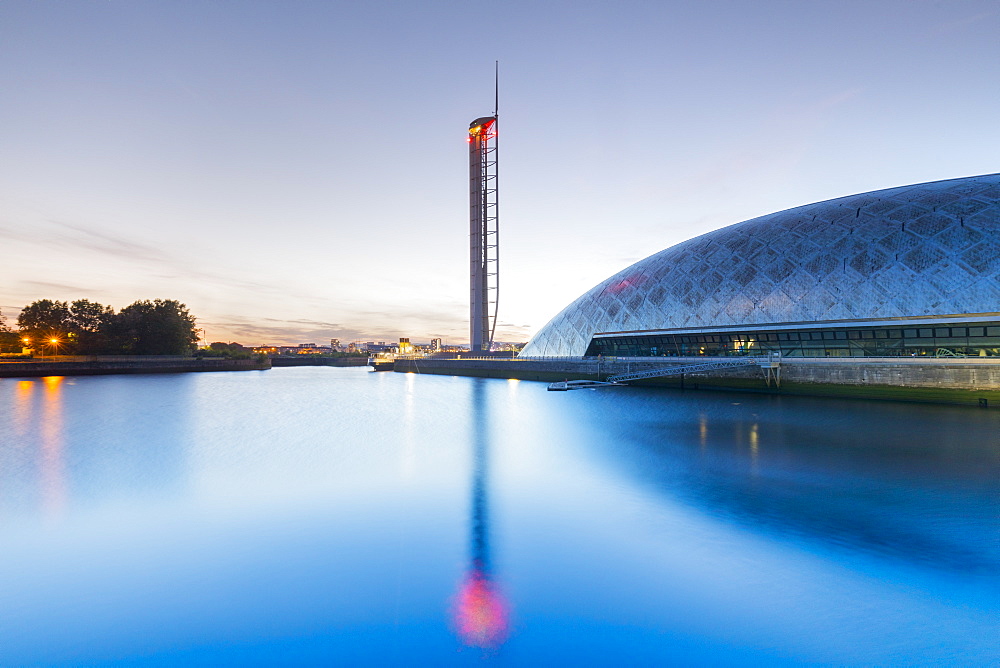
[[368, 358, 395, 371], [547, 379, 624, 391]]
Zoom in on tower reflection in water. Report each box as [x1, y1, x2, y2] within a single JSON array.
[[452, 380, 510, 649]]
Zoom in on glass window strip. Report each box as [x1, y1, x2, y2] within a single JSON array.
[[585, 321, 1000, 358]]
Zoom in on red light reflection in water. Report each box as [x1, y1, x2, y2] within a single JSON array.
[[454, 381, 510, 650], [453, 568, 509, 649]]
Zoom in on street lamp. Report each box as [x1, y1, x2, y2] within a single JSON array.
[[44, 337, 61, 357]]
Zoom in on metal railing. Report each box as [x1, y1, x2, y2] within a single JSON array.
[[394, 355, 578, 362], [607, 358, 759, 383], [2, 355, 261, 364], [395, 352, 1000, 364]]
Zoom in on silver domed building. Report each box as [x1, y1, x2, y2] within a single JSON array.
[[521, 173, 1000, 358]]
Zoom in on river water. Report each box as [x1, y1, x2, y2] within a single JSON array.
[[0, 367, 997, 665]]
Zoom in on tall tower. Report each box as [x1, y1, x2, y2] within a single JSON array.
[[468, 113, 498, 352]]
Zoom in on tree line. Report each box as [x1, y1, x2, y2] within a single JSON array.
[[0, 299, 199, 355]]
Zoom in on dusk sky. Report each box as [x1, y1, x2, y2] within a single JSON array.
[[2, 1, 998, 346]]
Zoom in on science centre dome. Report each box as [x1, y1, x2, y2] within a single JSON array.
[[521, 173, 1000, 358]]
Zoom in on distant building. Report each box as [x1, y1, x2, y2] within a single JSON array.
[[331, 339, 341, 352], [264, 343, 334, 355], [430, 338, 443, 352], [493, 341, 526, 352], [296, 344, 332, 354]]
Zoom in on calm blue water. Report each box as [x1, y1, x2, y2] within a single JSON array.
[[0, 367, 997, 665]]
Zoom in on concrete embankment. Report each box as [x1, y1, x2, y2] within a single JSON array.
[[393, 356, 1000, 408], [270, 356, 369, 367], [0, 356, 270, 378]]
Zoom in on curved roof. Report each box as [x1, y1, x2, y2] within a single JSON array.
[[522, 173, 1000, 357]]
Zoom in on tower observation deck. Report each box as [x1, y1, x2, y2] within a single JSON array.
[[469, 114, 499, 352]]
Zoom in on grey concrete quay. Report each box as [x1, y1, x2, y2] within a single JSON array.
[[392, 356, 1000, 408]]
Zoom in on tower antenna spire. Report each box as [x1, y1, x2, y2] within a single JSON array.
[[494, 60, 499, 119]]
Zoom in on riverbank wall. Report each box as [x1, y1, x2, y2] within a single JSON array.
[[393, 356, 1000, 408], [270, 356, 368, 367], [0, 356, 270, 378]]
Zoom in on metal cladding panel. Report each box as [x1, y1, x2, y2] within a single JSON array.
[[521, 173, 1000, 357]]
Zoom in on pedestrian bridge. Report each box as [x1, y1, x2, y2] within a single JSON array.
[[607, 352, 781, 386]]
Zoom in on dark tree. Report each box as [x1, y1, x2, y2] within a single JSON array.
[[198, 341, 252, 359], [13, 297, 200, 356], [16, 299, 119, 354], [17, 299, 73, 352], [69, 299, 115, 354], [69, 299, 113, 333], [108, 299, 198, 355], [0, 308, 19, 353], [209, 341, 249, 352]]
